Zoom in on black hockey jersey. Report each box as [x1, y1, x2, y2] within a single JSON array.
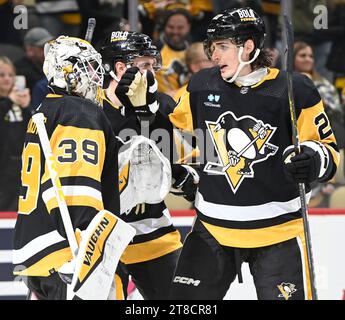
[[101, 90, 182, 264], [13, 91, 120, 276], [169, 67, 339, 248]]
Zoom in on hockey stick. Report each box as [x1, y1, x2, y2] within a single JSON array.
[[33, 113, 136, 300], [222, 134, 262, 172], [85, 17, 96, 43], [283, 13, 318, 300], [32, 113, 79, 258]]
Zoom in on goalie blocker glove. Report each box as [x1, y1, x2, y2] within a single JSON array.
[[171, 164, 200, 201], [283, 141, 331, 184], [115, 67, 159, 116]]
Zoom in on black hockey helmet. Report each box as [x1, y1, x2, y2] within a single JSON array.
[[100, 31, 162, 74], [204, 7, 266, 59]]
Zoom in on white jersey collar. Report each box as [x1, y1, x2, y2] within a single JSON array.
[[235, 67, 268, 87]]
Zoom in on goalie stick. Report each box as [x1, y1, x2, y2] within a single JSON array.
[[85, 17, 96, 43], [32, 113, 79, 258], [32, 113, 136, 300], [282, 9, 318, 300]]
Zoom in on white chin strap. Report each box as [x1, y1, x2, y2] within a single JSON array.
[[109, 70, 121, 83], [110, 64, 133, 83], [224, 47, 261, 83]]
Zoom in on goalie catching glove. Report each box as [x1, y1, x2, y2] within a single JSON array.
[[283, 141, 331, 184], [115, 67, 159, 116], [171, 164, 200, 202]]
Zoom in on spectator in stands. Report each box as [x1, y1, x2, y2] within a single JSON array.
[[31, 77, 49, 110], [174, 42, 215, 101], [326, 0, 345, 99], [0, 0, 23, 46], [293, 0, 333, 81], [133, 0, 176, 40], [294, 41, 345, 208], [189, 0, 214, 42], [77, 0, 124, 47], [35, 0, 81, 37], [15, 27, 53, 93], [294, 41, 344, 149], [215, 0, 262, 12], [261, 0, 280, 48], [155, 8, 191, 97], [0, 56, 31, 211]]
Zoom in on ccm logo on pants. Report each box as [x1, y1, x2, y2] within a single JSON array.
[[173, 276, 201, 286]]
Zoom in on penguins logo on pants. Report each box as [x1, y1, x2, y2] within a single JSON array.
[[205, 111, 278, 193]]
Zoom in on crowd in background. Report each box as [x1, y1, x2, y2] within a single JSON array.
[[0, 0, 345, 211]]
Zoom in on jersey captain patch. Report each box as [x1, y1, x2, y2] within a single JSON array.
[[205, 111, 279, 193]]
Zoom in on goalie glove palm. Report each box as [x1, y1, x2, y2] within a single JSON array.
[[115, 67, 159, 116]]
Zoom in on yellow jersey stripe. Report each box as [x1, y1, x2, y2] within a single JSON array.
[[46, 195, 104, 214], [115, 274, 124, 300], [297, 101, 339, 166], [101, 89, 120, 110], [324, 144, 340, 167], [298, 101, 326, 141], [169, 90, 194, 133], [251, 68, 280, 88], [13, 247, 72, 277], [200, 218, 304, 248], [121, 230, 182, 264]]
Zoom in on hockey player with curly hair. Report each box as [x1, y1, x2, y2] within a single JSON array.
[[116, 8, 339, 300]]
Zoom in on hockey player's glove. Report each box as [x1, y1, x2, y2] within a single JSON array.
[[283, 141, 328, 184], [171, 164, 200, 202], [115, 67, 159, 116]]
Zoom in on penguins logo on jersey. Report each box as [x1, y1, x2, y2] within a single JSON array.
[[277, 282, 297, 300], [205, 111, 278, 193]]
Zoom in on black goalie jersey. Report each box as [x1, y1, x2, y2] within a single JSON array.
[[169, 67, 339, 248], [13, 91, 120, 276]]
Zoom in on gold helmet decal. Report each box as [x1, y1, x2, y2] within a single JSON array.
[[236, 8, 257, 22], [110, 31, 129, 42], [205, 111, 278, 193]]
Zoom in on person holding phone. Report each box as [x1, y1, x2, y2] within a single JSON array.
[[0, 56, 31, 211]]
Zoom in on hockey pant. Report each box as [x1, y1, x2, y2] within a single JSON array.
[[170, 218, 313, 300], [125, 248, 181, 300]]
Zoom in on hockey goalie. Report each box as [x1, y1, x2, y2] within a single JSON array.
[[12, 36, 135, 300]]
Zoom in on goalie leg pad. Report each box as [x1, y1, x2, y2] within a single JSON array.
[[67, 210, 136, 300]]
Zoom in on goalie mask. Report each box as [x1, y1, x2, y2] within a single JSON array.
[[100, 31, 162, 81], [43, 36, 104, 104]]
